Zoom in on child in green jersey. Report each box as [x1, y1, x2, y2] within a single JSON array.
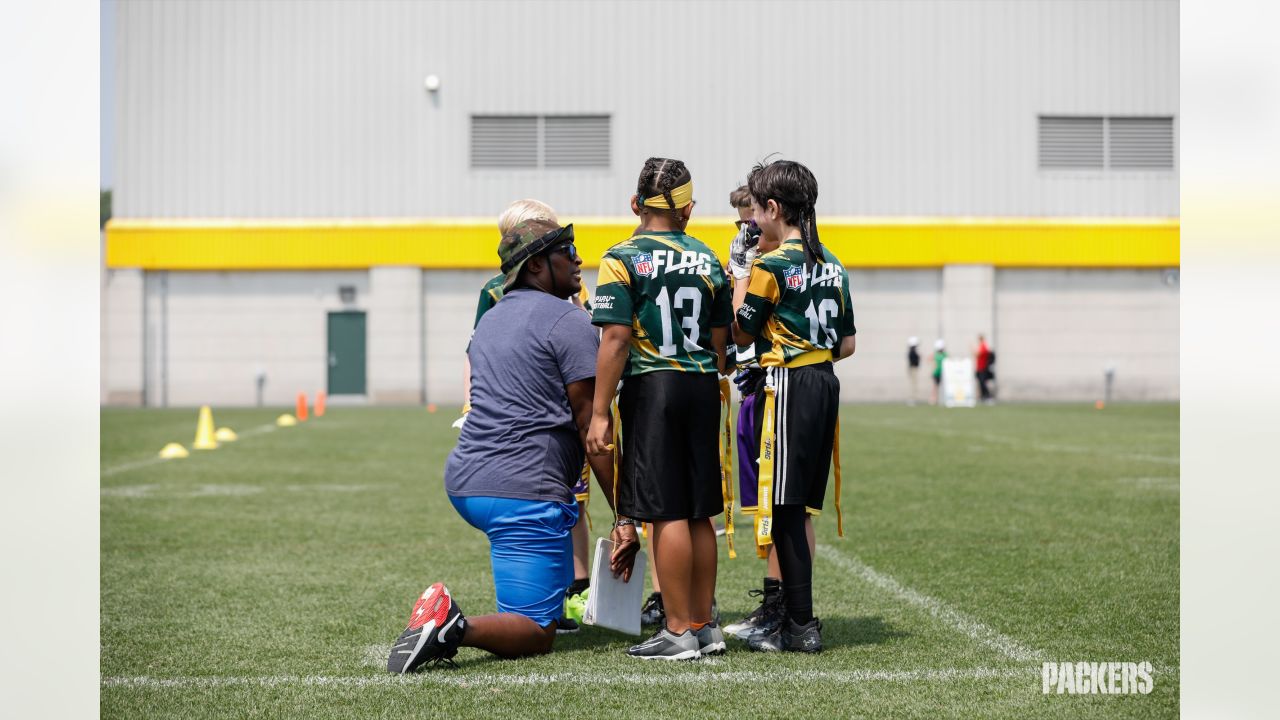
[[931, 338, 947, 406], [733, 159, 857, 653], [587, 157, 733, 660]]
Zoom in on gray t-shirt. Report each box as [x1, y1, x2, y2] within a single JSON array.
[[445, 288, 599, 503]]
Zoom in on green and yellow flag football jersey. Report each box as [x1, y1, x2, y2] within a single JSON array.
[[473, 273, 592, 329], [735, 239, 856, 367], [591, 231, 732, 377], [473, 274, 507, 329]]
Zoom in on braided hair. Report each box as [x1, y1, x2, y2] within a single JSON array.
[[635, 157, 692, 225], [747, 159, 823, 269]]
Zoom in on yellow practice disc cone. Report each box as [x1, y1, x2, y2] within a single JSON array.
[[215, 427, 238, 442], [158, 442, 189, 459], [276, 414, 297, 427], [193, 405, 219, 449]]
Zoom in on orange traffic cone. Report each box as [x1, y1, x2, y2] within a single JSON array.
[[296, 392, 309, 422], [315, 391, 326, 418]]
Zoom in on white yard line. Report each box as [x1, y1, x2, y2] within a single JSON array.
[[817, 545, 1046, 663], [100, 423, 279, 479], [100, 456, 168, 478], [102, 666, 1034, 690]]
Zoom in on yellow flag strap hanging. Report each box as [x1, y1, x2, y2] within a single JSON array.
[[718, 377, 736, 559], [579, 460, 592, 531], [833, 416, 844, 537], [610, 397, 622, 516], [754, 374, 777, 559]]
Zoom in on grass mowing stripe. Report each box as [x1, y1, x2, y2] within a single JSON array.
[[102, 666, 1035, 689], [841, 416, 1178, 466], [817, 545, 1045, 663], [100, 422, 279, 478]]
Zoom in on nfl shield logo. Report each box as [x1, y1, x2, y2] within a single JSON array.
[[632, 252, 655, 277], [784, 265, 804, 290]]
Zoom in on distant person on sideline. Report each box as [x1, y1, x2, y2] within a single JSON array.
[[387, 220, 639, 673], [906, 336, 921, 405], [974, 334, 994, 405], [931, 339, 947, 406]]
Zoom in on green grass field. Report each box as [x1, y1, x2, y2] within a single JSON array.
[[101, 404, 1178, 719]]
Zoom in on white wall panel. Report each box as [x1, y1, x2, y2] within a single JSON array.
[[103, 269, 146, 405], [158, 271, 368, 406], [423, 270, 494, 405], [993, 269, 1179, 401]]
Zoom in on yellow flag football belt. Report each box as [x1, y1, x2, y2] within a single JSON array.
[[610, 397, 622, 516], [718, 377, 737, 559], [578, 459, 592, 531], [755, 381, 777, 558]]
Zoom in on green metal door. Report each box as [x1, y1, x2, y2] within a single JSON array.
[[327, 311, 367, 395]]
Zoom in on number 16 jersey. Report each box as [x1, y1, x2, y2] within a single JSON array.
[[735, 239, 856, 367], [591, 231, 732, 377]]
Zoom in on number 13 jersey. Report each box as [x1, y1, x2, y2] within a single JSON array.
[[735, 239, 856, 368], [591, 231, 732, 377]]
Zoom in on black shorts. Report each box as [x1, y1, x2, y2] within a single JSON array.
[[617, 371, 723, 522], [752, 363, 840, 510]]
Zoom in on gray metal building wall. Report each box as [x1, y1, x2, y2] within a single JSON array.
[[114, 0, 1178, 219]]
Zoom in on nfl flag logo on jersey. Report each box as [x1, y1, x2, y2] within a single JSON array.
[[632, 252, 655, 277], [784, 265, 805, 290]]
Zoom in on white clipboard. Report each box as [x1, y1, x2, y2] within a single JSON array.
[[582, 537, 647, 636]]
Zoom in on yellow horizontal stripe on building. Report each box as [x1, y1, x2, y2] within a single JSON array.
[[105, 217, 1179, 270]]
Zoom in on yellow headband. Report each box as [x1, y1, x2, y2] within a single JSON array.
[[641, 181, 694, 210]]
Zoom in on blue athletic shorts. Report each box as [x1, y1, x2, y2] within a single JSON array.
[[449, 495, 578, 628]]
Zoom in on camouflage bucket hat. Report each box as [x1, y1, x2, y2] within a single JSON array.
[[498, 220, 574, 291]]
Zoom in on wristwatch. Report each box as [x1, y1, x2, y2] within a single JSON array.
[[613, 517, 637, 528]]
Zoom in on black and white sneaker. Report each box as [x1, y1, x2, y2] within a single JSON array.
[[694, 622, 727, 656], [640, 592, 665, 627], [387, 583, 467, 673], [555, 617, 580, 635], [626, 627, 701, 661], [724, 582, 785, 640], [747, 617, 823, 653]]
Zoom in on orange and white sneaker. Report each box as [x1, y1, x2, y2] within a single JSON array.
[[387, 583, 467, 673]]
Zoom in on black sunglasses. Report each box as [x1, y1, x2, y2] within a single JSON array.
[[735, 219, 757, 230], [547, 241, 578, 259]]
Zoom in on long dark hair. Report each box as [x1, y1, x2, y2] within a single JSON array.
[[747, 158, 823, 269], [636, 157, 692, 225]]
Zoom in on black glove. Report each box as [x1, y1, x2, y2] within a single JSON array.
[[734, 366, 766, 396]]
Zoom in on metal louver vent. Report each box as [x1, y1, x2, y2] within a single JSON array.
[[544, 116, 610, 168], [1108, 117, 1175, 169], [1038, 116, 1104, 169], [471, 116, 538, 169]]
